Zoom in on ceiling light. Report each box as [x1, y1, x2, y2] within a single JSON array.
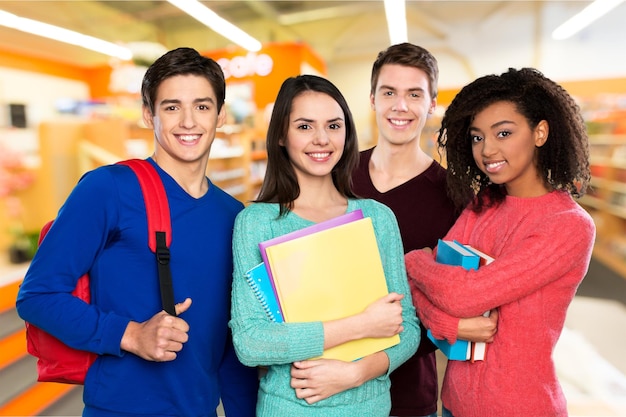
[[384, 0, 408, 45], [167, 0, 262, 52], [0, 9, 132, 60], [552, 0, 624, 40]]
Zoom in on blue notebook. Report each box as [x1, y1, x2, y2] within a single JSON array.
[[244, 262, 284, 323]]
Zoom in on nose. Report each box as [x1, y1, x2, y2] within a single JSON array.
[[480, 136, 497, 157], [313, 129, 330, 145], [179, 108, 196, 128], [392, 96, 408, 112]]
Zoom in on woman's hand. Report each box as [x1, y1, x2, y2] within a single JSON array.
[[322, 293, 403, 351], [290, 359, 357, 404], [360, 292, 404, 339], [290, 351, 389, 404], [458, 308, 498, 343]]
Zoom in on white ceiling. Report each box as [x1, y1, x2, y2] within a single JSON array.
[[1, 1, 625, 88]]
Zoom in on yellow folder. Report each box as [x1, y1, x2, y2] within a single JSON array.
[[263, 217, 400, 361]]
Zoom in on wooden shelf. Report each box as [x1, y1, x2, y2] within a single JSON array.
[[581, 134, 626, 280], [207, 127, 267, 203], [592, 246, 626, 279]]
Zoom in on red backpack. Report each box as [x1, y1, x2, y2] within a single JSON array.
[[25, 159, 175, 384]]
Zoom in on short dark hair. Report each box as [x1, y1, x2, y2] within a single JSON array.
[[256, 74, 359, 215], [439, 67, 590, 212], [370, 42, 439, 99], [141, 47, 226, 115]]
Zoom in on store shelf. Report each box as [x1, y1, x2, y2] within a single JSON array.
[[581, 134, 626, 280], [207, 127, 267, 203], [592, 245, 626, 279]]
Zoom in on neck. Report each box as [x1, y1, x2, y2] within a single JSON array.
[[151, 153, 208, 198], [372, 139, 433, 173], [368, 140, 434, 192], [292, 178, 348, 223]]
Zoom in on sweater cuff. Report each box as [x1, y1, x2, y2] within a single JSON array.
[[431, 316, 460, 343], [99, 313, 131, 356]]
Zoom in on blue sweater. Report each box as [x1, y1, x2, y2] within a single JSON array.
[[230, 200, 419, 417], [17, 159, 258, 417]]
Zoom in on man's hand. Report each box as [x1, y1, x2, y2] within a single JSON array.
[[121, 298, 192, 361]]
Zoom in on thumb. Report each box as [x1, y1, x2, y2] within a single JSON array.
[[175, 297, 192, 316], [386, 292, 404, 302]]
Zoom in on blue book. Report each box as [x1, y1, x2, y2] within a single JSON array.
[[427, 329, 471, 360], [244, 262, 284, 323], [435, 239, 480, 271], [427, 239, 481, 361]]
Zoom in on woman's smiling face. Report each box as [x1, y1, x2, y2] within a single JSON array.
[[470, 100, 549, 197], [281, 91, 346, 182]]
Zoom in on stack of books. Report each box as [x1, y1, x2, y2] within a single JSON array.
[[427, 239, 494, 362]]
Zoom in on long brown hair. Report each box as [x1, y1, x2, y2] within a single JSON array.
[[255, 75, 359, 216]]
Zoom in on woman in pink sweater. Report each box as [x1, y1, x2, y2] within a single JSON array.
[[405, 68, 595, 417]]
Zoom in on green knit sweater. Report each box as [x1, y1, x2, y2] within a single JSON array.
[[230, 199, 419, 417]]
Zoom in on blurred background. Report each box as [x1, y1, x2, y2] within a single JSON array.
[[0, 1, 625, 416]]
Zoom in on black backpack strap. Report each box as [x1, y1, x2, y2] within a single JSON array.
[[155, 231, 175, 316], [117, 159, 176, 316]]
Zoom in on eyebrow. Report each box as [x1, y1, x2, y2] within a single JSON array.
[[158, 97, 215, 106], [378, 84, 426, 93], [293, 116, 344, 123], [470, 120, 516, 131]]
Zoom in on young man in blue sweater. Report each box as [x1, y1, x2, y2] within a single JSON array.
[[17, 47, 258, 417]]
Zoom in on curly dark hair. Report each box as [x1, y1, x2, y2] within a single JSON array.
[[438, 67, 590, 212], [255, 74, 359, 216]]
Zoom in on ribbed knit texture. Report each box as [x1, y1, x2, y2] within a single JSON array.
[[230, 199, 420, 417], [406, 191, 596, 417]]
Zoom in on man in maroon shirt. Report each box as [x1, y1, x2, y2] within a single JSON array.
[[351, 43, 456, 417]]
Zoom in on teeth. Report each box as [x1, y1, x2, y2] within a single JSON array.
[[390, 119, 410, 126], [179, 135, 200, 142], [486, 161, 506, 169], [309, 152, 330, 158]]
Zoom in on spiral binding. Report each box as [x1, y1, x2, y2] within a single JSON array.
[[245, 268, 281, 322]]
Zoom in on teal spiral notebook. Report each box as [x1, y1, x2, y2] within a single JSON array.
[[244, 262, 284, 323]]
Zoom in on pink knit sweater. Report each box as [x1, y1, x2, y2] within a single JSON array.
[[405, 191, 595, 417]]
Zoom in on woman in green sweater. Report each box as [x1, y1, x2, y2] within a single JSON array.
[[229, 74, 419, 416]]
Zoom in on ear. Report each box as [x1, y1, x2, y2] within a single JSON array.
[[428, 98, 437, 115], [142, 105, 154, 129], [534, 120, 549, 147], [216, 105, 227, 128], [370, 93, 376, 111]]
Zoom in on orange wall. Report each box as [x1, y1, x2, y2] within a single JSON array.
[[0, 48, 90, 81], [204, 42, 327, 110], [1, 42, 328, 107], [0, 47, 110, 99]]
